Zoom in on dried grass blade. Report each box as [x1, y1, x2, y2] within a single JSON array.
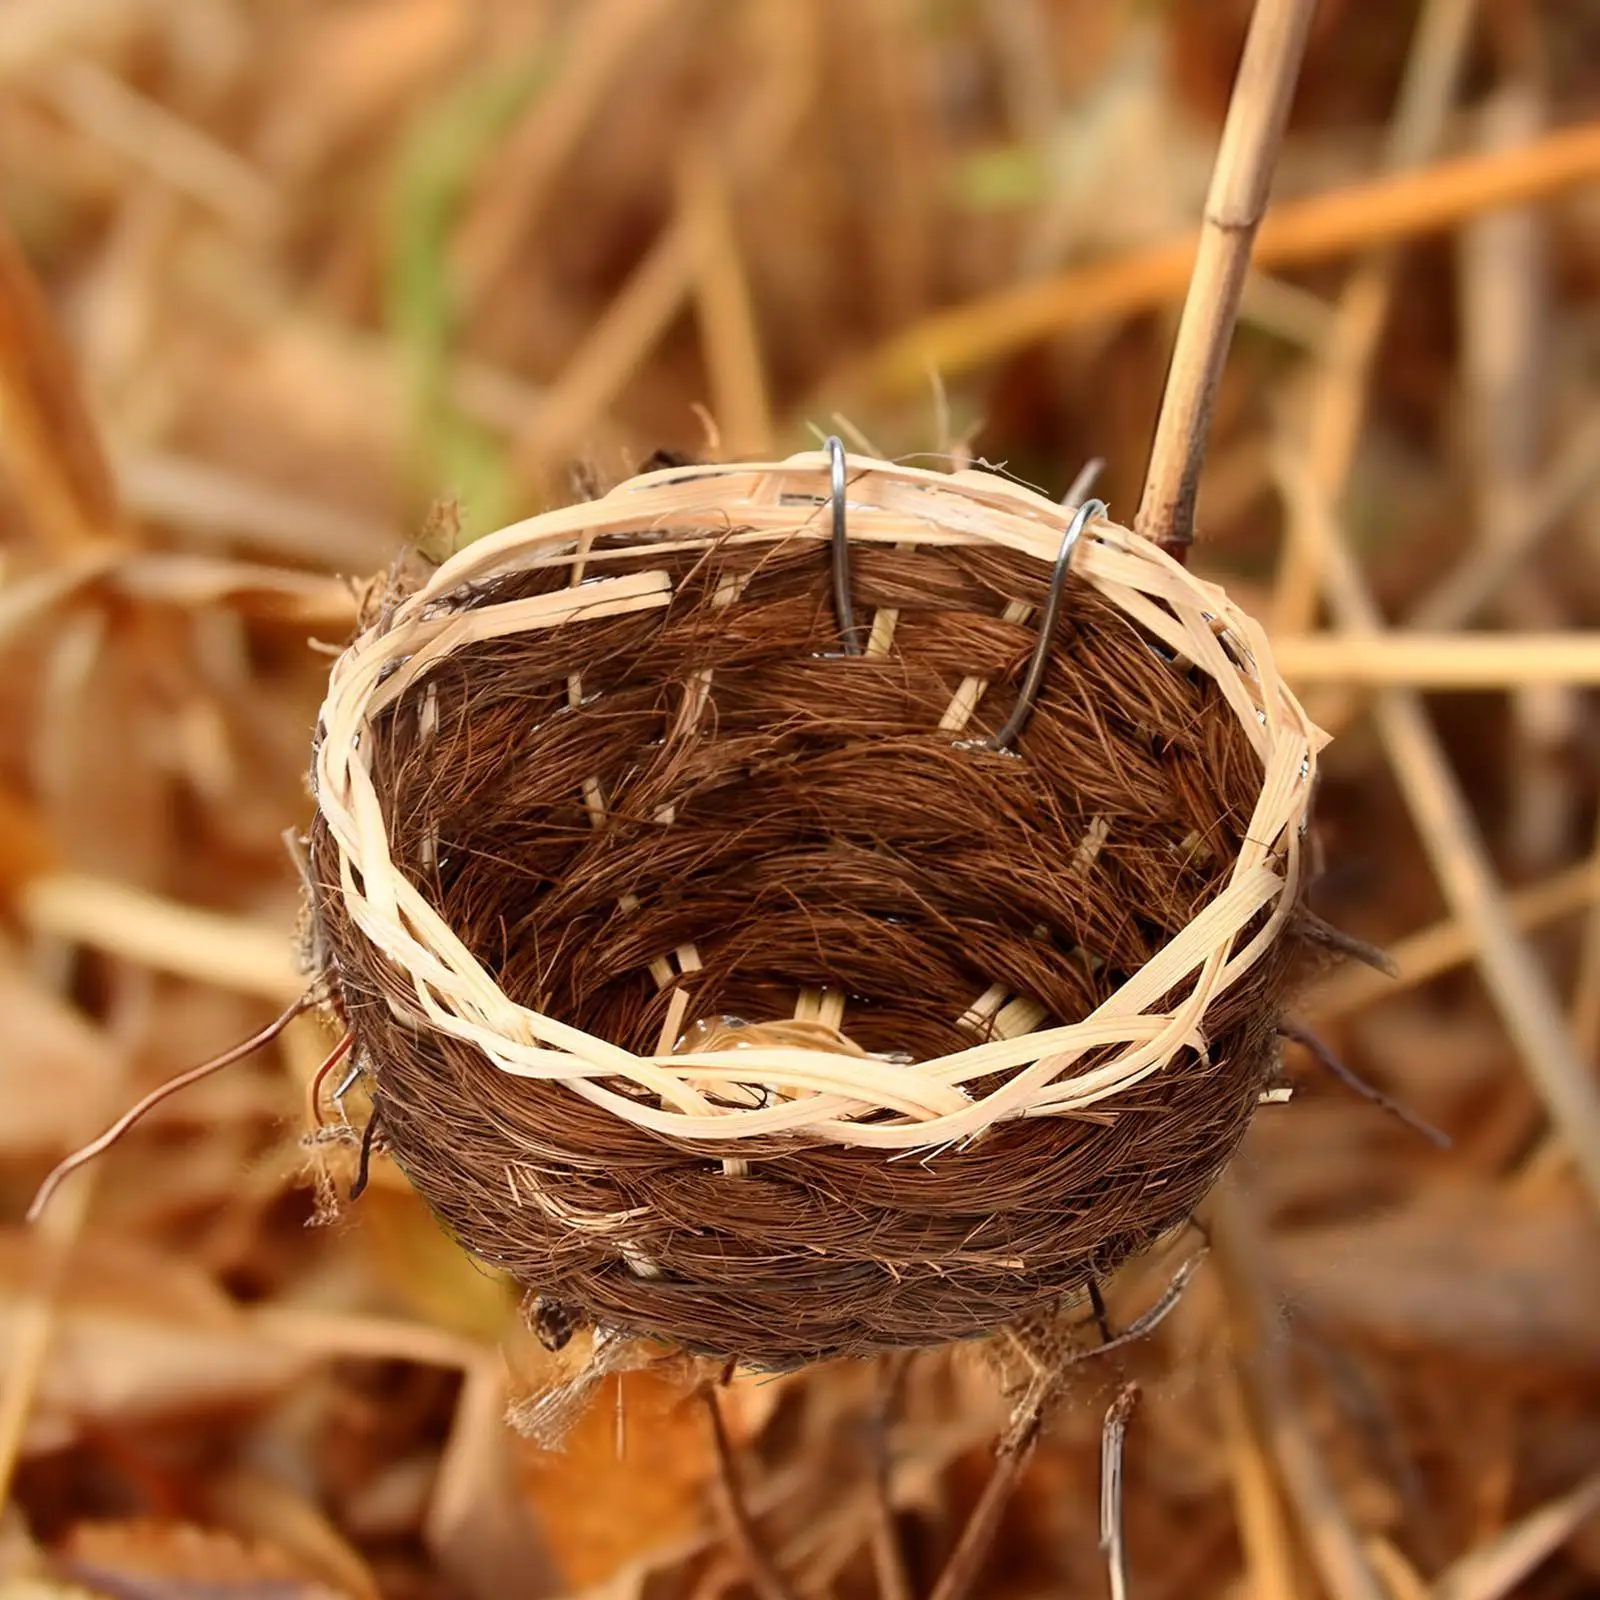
[[1432, 1472, 1600, 1600], [846, 119, 1600, 400], [0, 215, 120, 551], [1275, 446, 1600, 1211]]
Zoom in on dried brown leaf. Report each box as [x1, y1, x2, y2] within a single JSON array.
[[354, 1185, 514, 1343], [0, 215, 119, 550], [205, 1471, 377, 1600], [1272, 1189, 1600, 1367], [514, 1369, 718, 1591], [425, 1363, 554, 1600], [0, 963, 117, 1154], [0, 1233, 308, 1447], [0, 1580, 103, 1599], [56, 1520, 348, 1600], [0, 782, 60, 903]]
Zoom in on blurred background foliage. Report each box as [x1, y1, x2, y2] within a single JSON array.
[[3, 1, 1600, 1596]]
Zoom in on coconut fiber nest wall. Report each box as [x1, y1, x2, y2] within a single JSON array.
[[306, 450, 1325, 1368]]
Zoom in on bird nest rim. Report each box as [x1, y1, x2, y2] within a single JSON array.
[[311, 449, 1325, 1151]]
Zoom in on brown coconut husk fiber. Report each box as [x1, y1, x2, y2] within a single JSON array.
[[305, 451, 1324, 1367]]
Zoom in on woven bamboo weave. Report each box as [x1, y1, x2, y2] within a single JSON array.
[[306, 450, 1325, 1361]]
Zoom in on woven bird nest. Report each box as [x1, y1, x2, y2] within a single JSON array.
[[306, 451, 1324, 1367]]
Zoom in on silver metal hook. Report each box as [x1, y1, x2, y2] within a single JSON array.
[[332, 1059, 362, 1119], [826, 435, 862, 655], [987, 494, 1107, 752], [1065, 456, 1106, 506]]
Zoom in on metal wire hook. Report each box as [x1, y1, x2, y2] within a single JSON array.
[[350, 1096, 384, 1201], [987, 494, 1107, 752], [826, 435, 862, 655], [332, 1059, 362, 1115]]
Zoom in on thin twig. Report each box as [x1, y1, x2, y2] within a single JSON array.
[[926, 1407, 1043, 1600], [1451, 75, 1567, 874], [1524, 808, 1600, 1189], [1279, 1019, 1452, 1148], [249, 1306, 484, 1371], [1300, 910, 1399, 977], [700, 1386, 797, 1600], [679, 142, 774, 456], [1088, 1278, 1114, 1344], [0, 1146, 101, 1509], [0, 210, 122, 551], [1099, 1383, 1141, 1600], [1135, 0, 1316, 554], [308, 1030, 356, 1129], [20, 872, 304, 1002], [1432, 1470, 1600, 1600], [1367, 1538, 1432, 1600], [1572, 811, 1600, 1060], [1218, 1354, 1300, 1600], [26, 992, 313, 1222], [514, 220, 695, 474], [454, 0, 676, 307], [44, 59, 279, 233], [1409, 400, 1600, 632], [350, 1097, 385, 1203], [1066, 456, 1106, 506], [1076, 1253, 1209, 1364], [926, 1252, 1200, 1600], [116, 450, 399, 571], [1308, 856, 1600, 1020]]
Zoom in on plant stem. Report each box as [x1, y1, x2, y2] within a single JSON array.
[[1132, 0, 1318, 556]]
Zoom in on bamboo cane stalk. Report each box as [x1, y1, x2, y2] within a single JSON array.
[[1134, 0, 1318, 555]]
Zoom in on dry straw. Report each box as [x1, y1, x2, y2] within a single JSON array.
[[307, 449, 1325, 1363]]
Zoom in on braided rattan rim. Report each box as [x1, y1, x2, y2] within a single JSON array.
[[313, 450, 1325, 1150]]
